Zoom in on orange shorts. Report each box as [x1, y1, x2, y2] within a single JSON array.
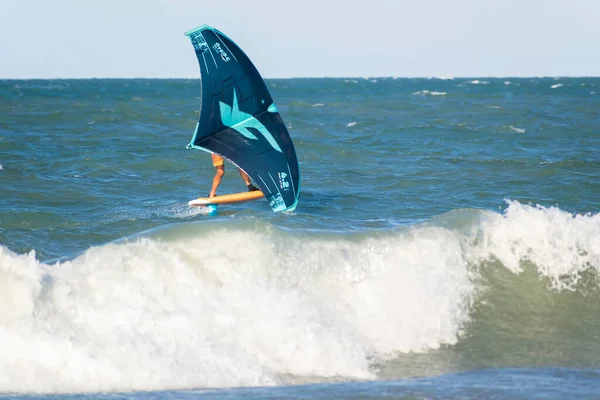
[[212, 154, 224, 167]]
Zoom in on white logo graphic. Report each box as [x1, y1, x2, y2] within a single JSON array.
[[278, 172, 289, 189], [212, 43, 231, 62]]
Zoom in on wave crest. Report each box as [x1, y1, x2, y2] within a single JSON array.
[[1, 201, 599, 392]]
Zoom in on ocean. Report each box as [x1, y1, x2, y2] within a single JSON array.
[[1, 77, 599, 399]]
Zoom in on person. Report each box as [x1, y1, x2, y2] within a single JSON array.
[[209, 153, 259, 197]]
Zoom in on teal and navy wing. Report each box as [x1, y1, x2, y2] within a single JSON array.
[[185, 25, 300, 212]]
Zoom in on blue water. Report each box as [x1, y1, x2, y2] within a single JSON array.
[[1, 77, 599, 399]]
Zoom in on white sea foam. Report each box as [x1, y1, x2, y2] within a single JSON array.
[[0, 164, 3, 170], [509, 126, 525, 133], [504, 81, 511, 85], [347, 122, 358, 127], [312, 103, 325, 107], [469, 80, 489, 85], [413, 90, 447, 96], [169, 203, 215, 218], [551, 83, 564, 89], [469, 201, 600, 290], [485, 105, 503, 109], [0, 225, 473, 393]]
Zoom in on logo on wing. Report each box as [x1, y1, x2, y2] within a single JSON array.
[[278, 172, 290, 190], [212, 43, 231, 62], [219, 89, 282, 153]]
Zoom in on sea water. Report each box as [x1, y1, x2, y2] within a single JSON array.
[[0, 78, 599, 399]]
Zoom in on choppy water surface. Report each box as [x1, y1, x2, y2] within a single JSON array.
[[1, 78, 599, 399]]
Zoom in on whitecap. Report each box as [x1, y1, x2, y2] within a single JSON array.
[[473, 200, 600, 291], [312, 103, 324, 107], [413, 90, 446, 96], [509, 125, 525, 134], [551, 83, 563, 89], [347, 122, 358, 127], [469, 80, 489, 85]]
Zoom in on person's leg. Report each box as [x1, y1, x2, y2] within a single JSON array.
[[238, 169, 251, 185], [209, 165, 224, 197], [239, 169, 259, 191], [210, 154, 225, 197]]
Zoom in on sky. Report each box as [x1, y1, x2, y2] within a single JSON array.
[[1, 0, 599, 79]]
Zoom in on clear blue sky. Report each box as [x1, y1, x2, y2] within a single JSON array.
[[1, 0, 598, 78]]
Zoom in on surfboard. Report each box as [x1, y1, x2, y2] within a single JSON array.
[[184, 25, 300, 212], [188, 190, 264, 207]]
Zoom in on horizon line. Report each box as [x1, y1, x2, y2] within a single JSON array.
[[2, 75, 600, 80]]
